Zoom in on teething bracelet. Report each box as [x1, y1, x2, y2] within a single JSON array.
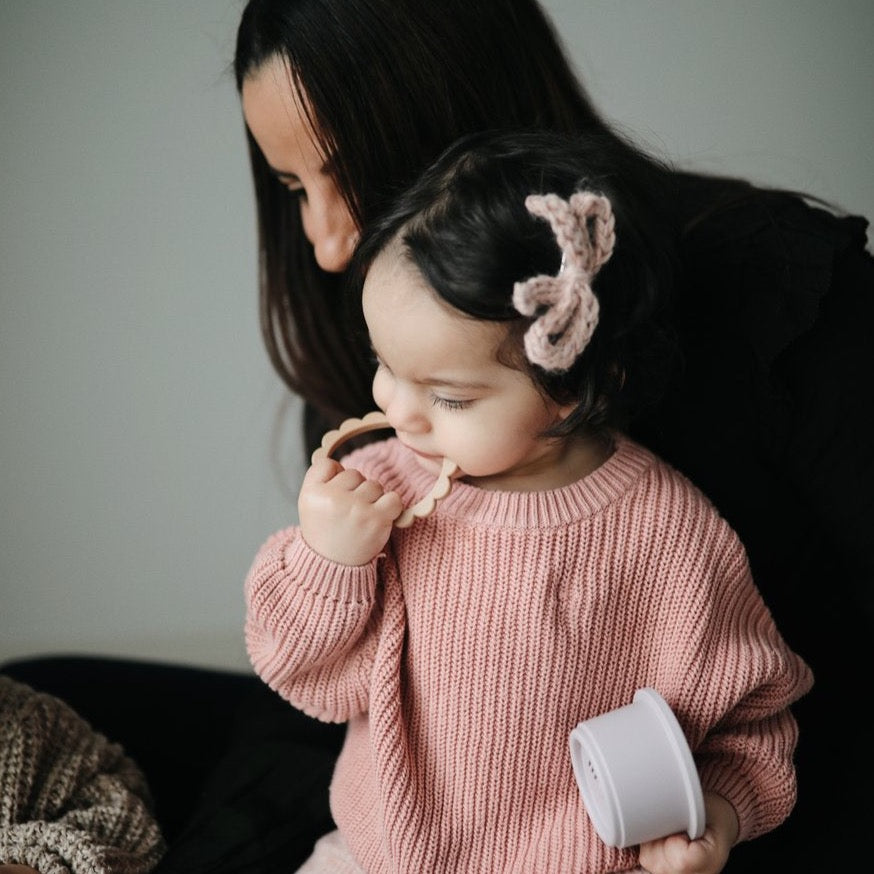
[[311, 411, 459, 528]]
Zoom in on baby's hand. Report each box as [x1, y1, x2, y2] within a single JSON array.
[[299, 456, 404, 566], [637, 793, 738, 874]]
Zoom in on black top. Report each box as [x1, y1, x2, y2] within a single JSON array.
[[638, 173, 872, 637], [633, 174, 873, 869]]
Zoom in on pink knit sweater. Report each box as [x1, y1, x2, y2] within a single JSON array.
[[245, 435, 812, 873]]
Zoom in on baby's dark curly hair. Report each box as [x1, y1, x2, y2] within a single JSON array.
[[351, 129, 679, 438]]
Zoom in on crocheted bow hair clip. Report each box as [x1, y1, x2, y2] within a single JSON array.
[[512, 191, 616, 372]]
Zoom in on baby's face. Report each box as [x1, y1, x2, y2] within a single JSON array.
[[362, 243, 569, 491]]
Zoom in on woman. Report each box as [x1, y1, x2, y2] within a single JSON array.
[[6, 1, 871, 871]]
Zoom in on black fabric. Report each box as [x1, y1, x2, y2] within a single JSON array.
[[630, 179, 873, 871], [3, 182, 872, 872], [150, 677, 344, 874]]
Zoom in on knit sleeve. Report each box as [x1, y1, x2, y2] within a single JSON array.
[[0, 676, 165, 874], [688, 560, 813, 843], [654, 530, 813, 844], [244, 526, 382, 722]]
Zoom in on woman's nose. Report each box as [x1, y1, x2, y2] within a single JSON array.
[[299, 192, 358, 273]]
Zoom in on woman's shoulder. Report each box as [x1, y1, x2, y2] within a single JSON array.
[[672, 170, 869, 271], [673, 170, 868, 240], [669, 170, 871, 367]]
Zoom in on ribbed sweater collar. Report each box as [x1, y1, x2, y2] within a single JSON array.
[[360, 434, 657, 530]]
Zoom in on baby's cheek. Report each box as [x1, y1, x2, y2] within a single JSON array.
[[452, 441, 503, 477], [371, 371, 390, 409]]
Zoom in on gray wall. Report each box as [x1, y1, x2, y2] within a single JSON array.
[[2, 1, 872, 672]]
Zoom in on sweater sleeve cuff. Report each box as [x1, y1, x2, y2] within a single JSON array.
[[698, 763, 755, 841], [284, 533, 378, 605]]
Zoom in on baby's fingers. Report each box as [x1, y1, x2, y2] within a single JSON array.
[[348, 480, 403, 525], [304, 460, 372, 499], [374, 490, 404, 520], [304, 455, 345, 485], [639, 830, 723, 874], [351, 477, 389, 504]]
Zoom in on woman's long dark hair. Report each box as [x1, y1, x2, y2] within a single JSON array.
[[354, 130, 678, 437], [233, 0, 663, 442]]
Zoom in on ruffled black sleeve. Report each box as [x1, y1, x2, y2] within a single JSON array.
[[630, 174, 873, 869]]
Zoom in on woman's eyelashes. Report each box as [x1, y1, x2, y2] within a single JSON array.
[[274, 173, 305, 197]]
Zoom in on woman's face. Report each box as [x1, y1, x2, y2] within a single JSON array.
[[241, 56, 358, 273]]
